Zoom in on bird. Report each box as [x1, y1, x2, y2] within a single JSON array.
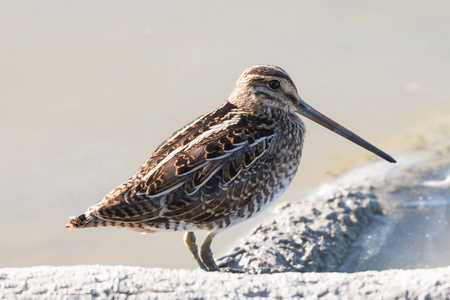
[[66, 65, 396, 271]]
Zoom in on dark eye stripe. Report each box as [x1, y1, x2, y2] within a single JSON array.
[[285, 93, 298, 106], [246, 66, 296, 88]]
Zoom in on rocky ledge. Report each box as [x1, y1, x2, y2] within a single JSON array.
[[217, 151, 450, 274], [1, 265, 449, 299]]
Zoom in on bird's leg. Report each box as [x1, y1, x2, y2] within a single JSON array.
[[183, 232, 207, 271], [200, 232, 220, 271]]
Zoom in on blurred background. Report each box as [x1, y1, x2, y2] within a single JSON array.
[[1, 1, 449, 269]]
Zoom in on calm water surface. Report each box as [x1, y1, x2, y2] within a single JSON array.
[[2, 1, 450, 269]]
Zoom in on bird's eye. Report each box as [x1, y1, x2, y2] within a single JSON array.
[[268, 80, 280, 90]]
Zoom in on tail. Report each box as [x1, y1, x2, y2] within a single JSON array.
[[66, 210, 155, 233], [66, 212, 100, 230]]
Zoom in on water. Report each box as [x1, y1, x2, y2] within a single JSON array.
[[340, 168, 450, 272], [1, 1, 450, 269]]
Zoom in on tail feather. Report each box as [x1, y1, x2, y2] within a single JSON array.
[[66, 213, 98, 230], [65, 212, 153, 233]]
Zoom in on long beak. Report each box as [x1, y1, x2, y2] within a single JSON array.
[[295, 98, 396, 163]]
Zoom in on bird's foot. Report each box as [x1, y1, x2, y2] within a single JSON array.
[[216, 248, 246, 267], [216, 248, 246, 273]]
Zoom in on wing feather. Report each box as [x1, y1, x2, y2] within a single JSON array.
[[89, 101, 278, 226]]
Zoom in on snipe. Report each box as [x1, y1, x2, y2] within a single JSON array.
[[66, 65, 396, 271]]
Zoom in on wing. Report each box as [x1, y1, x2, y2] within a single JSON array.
[[93, 101, 278, 225]]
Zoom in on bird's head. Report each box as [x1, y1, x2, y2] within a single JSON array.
[[229, 65, 301, 113], [228, 65, 396, 163]]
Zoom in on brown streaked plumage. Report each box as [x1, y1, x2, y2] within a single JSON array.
[[66, 65, 396, 271]]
